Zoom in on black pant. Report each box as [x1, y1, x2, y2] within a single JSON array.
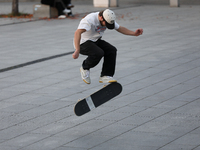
[[80, 39, 117, 77], [41, 0, 72, 16], [55, 0, 72, 16]]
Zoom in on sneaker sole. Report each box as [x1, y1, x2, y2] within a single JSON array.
[[83, 79, 90, 84], [99, 80, 117, 83]]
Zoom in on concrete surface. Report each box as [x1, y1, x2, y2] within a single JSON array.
[[0, 1, 200, 150]]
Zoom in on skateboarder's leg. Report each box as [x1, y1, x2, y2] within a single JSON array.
[[79, 40, 104, 83], [80, 40, 104, 70], [97, 39, 117, 77]]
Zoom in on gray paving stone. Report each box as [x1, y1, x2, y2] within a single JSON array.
[[0, 133, 49, 148], [56, 147, 88, 150], [0, 125, 32, 140], [64, 134, 112, 149], [117, 115, 152, 126], [169, 133, 200, 147], [193, 146, 200, 150], [19, 136, 71, 150], [171, 99, 200, 116], [159, 144, 196, 150], [0, 145, 21, 150], [153, 100, 187, 109]]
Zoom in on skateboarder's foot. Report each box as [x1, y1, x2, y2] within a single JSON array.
[[99, 76, 117, 83], [80, 67, 91, 84]]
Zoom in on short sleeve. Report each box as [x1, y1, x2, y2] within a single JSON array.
[[78, 19, 91, 31], [114, 21, 120, 30]]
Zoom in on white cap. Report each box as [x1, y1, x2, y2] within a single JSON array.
[[103, 9, 116, 29]]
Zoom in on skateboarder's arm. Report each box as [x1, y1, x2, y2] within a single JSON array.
[[73, 29, 86, 59], [116, 26, 143, 36]]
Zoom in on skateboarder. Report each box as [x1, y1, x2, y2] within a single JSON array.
[[72, 9, 143, 84]]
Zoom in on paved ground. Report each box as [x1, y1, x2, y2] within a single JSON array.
[[0, 1, 200, 150]]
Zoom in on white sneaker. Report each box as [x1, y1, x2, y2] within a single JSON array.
[[99, 76, 117, 83], [63, 9, 71, 14], [80, 67, 91, 84], [58, 15, 66, 19]]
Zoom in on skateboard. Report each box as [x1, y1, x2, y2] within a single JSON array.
[[74, 82, 122, 116]]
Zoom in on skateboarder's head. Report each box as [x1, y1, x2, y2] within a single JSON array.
[[99, 9, 116, 30]]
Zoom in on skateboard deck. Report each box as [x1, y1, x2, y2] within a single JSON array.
[[74, 82, 122, 116]]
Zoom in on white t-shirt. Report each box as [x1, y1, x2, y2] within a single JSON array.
[[77, 12, 120, 45]]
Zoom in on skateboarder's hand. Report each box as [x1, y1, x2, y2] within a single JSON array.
[[134, 28, 143, 36], [72, 51, 79, 59]]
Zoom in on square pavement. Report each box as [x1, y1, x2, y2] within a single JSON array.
[[0, 2, 200, 150]]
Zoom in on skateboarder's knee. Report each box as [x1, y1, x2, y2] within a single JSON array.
[[95, 50, 104, 58]]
